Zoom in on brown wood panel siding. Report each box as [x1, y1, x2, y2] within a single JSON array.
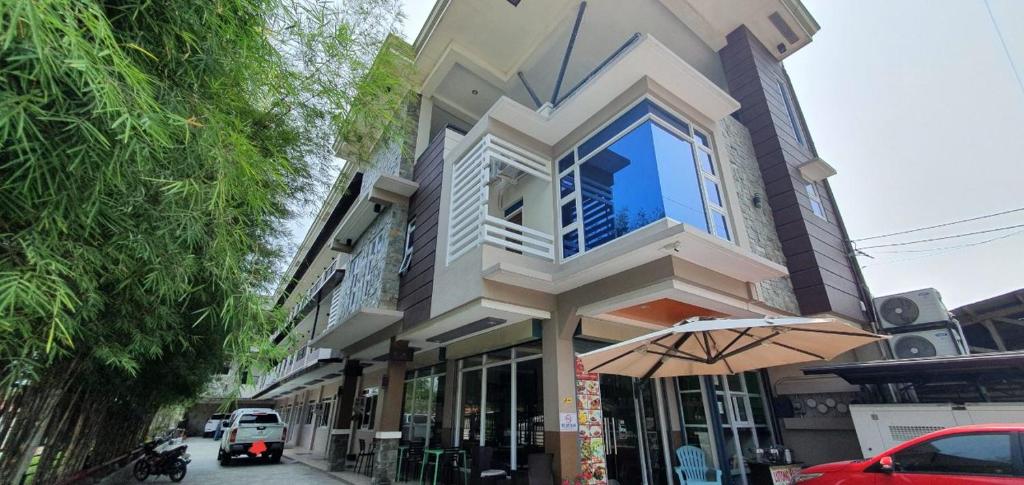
[[397, 131, 446, 328], [720, 27, 866, 322]]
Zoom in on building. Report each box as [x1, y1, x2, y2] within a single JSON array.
[[253, 1, 888, 483], [955, 289, 1024, 354], [185, 367, 269, 437], [807, 288, 1024, 405]]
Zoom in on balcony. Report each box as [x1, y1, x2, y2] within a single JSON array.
[[446, 134, 555, 264], [331, 172, 418, 253], [285, 257, 345, 325], [254, 345, 343, 399], [431, 35, 788, 303]]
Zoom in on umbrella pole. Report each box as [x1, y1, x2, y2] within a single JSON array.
[[640, 333, 692, 379]]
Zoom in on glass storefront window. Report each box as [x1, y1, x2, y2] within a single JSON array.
[[461, 369, 482, 444], [485, 363, 513, 468], [677, 372, 776, 485], [401, 367, 446, 447], [515, 358, 544, 467], [456, 345, 543, 472]]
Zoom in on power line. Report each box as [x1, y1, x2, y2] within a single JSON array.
[[851, 206, 1024, 242], [856, 223, 1024, 250], [861, 229, 1024, 268], [870, 228, 1024, 254], [985, 0, 1024, 101]]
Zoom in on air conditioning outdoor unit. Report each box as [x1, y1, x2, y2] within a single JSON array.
[[889, 325, 966, 359], [873, 288, 949, 331]]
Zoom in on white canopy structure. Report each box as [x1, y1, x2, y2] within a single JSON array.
[[578, 317, 885, 378]]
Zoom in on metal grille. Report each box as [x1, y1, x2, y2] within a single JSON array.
[[889, 425, 943, 442]]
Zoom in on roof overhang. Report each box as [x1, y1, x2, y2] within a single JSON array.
[[672, 0, 819, 60], [401, 298, 550, 346], [803, 351, 1024, 385], [440, 34, 740, 157], [330, 173, 418, 252], [414, 0, 818, 95], [577, 275, 788, 326], [309, 307, 405, 350], [414, 0, 576, 88], [253, 358, 346, 400], [273, 170, 360, 307]]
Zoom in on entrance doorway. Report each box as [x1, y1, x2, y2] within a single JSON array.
[[601, 375, 670, 485], [677, 372, 776, 485]]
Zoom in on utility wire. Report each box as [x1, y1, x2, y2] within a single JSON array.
[[985, 0, 1024, 101], [870, 228, 1024, 254], [861, 229, 1024, 268], [856, 223, 1024, 250], [851, 206, 1024, 242]]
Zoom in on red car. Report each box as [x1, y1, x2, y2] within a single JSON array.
[[795, 424, 1024, 484]]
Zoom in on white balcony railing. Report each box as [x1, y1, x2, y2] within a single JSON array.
[[256, 345, 339, 393], [285, 257, 343, 324], [447, 134, 554, 264]]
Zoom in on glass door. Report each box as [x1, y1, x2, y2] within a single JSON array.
[[455, 344, 544, 473], [600, 375, 669, 485], [678, 373, 775, 485]]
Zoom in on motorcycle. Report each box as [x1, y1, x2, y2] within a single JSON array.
[[133, 438, 190, 482]]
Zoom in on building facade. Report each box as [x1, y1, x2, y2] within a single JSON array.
[[253, 1, 889, 484]]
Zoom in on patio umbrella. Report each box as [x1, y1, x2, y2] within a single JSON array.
[[578, 317, 885, 378]]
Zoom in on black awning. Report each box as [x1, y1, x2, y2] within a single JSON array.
[[803, 351, 1024, 385]]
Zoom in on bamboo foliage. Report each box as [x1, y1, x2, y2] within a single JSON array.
[[0, 0, 409, 481]]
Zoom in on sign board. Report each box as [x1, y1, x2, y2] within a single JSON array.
[[769, 464, 802, 485], [560, 412, 578, 432], [575, 357, 608, 484]]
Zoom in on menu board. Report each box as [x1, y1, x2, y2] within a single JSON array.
[[575, 358, 608, 485]]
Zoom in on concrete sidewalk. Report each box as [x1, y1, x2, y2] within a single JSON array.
[[283, 447, 419, 485]]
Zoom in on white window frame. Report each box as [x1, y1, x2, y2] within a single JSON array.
[[553, 97, 734, 262], [804, 181, 827, 220], [360, 387, 379, 430], [454, 346, 543, 471], [777, 80, 804, 146], [398, 218, 416, 275]]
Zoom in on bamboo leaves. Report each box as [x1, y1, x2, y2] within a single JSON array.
[[1, 0, 406, 480]]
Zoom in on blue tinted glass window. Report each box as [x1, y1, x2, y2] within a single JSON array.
[[578, 100, 692, 160], [697, 150, 714, 174], [649, 103, 690, 136], [558, 153, 574, 173], [704, 179, 722, 206], [561, 202, 576, 227], [578, 103, 649, 159], [504, 199, 523, 217], [650, 124, 708, 231], [712, 211, 730, 240], [580, 120, 667, 251], [778, 81, 804, 145], [562, 230, 579, 259], [694, 130, 710, 148], [559, 174, 574, 199]]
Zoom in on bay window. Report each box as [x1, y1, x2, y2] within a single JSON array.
[[557, 98, 731, 260]]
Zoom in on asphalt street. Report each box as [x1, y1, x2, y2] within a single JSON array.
[[100, 437, 340, 484]]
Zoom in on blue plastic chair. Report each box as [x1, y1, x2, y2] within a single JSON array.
[[674, 445, 721, 485]]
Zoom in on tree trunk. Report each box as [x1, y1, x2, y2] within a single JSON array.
[[0, 357, 83, 483]]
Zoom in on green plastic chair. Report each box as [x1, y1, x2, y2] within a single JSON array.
[[674, 445, 721, 485]]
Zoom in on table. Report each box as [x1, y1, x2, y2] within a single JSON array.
[[419, 448, 467, 485]]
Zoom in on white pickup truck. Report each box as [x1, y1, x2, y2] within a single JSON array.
[[217, 408, 287, 465]]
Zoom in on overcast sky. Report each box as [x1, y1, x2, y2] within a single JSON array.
[[358, 0, 1023, 309]]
